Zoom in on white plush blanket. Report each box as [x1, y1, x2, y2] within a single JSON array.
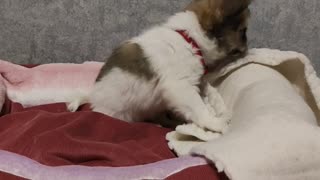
[[167, 48, 320, 180]]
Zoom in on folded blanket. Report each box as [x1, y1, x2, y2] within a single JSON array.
[[0, 60, 102, 108], [167, 49, 320, 180]]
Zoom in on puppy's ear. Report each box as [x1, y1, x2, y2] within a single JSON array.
[[220, 0, 253, 18]]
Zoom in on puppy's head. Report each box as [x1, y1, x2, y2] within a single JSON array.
[[185, 0, 252, 66]]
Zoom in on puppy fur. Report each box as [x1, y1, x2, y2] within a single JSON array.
[[68, 0, 252, 132]]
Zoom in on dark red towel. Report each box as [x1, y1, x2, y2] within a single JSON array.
[[0, 98, 226, 180]]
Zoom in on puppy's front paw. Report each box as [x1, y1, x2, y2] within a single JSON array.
[[199, 117, 230, 133], [204, 85, 232, 119], [203, 98, 231, 133]]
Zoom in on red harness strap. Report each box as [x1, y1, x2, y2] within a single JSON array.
[[175, 30, 208, 75]]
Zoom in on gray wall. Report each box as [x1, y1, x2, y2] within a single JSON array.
[[249, 0, 320, 69], [0, 0, 319, 69]]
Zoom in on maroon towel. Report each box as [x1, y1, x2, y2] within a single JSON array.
[[0, 98, 226, 179]]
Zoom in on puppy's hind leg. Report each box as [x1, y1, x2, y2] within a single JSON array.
[[66, 93, 89, 112]]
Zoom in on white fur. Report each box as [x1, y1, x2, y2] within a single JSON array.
[[68, 11, 229, 132], [9, 88, 90, 108], [89, 68, 163, 122]]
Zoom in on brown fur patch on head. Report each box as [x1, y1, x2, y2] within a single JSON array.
[[185, 0, 252, 32], [186, 0, 252, 64], [185, 0, 224, 31], [211, 8, 250, 55], [221, 0, 252, 17]]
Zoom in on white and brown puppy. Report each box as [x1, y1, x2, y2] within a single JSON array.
[[68, 0, 252, 132]]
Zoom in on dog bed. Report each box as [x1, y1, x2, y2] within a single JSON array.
[[0, 48, 320, 180], [0, 61, 223, 180]]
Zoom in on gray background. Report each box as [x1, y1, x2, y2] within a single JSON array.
[[0, 0, 319, 69]]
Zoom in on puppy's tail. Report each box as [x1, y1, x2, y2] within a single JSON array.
[[67, 93, 89, 112]]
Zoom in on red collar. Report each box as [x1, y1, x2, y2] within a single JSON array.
[[175, 30, 208, 75]]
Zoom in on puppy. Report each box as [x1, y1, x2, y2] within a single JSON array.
[[68, 0, 252, 132]]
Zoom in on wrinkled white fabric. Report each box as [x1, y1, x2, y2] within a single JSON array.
[[167, 48, 320, 180]]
